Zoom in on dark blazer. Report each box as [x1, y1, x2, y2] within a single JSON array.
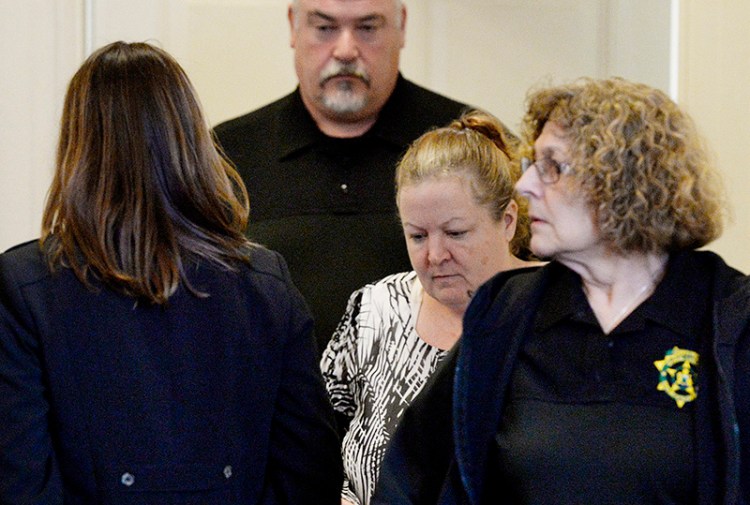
[[0, 241, 342, 504], [374, 252, 750, 505]]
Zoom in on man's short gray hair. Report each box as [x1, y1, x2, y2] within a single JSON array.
[[291, 0, 404, 29]]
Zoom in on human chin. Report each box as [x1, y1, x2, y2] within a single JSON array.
[[321, 85, 367, 115], [432, 286, 470, 310], [429, 276, 467, 298], [529, 235, 556, 260]]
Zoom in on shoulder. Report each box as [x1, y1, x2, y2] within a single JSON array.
[[360, 271, 416, 298], [468, 265, 547, 314], [397, 78, 518, 141], [212, 92, 300, 159], [381, 76, 518, 144], [199, 247, 312, 335], [685, 250, 750, 336], [179, 248, 307, 323], [339, 271, 415, 320], [374, 76, 469, 143], [0, 240, 49, 291], [678, 250, 747, 299], [396, 77, 468, 116], [213, 92, 295, 136], [0, 241, 60, 329], [240, 245, 298, 292], [463, 265, 548, 333], [390, 77, 471, 129]]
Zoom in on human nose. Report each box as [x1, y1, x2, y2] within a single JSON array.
[[515, 164, 541, 199], [332, 28, 359, 62], [427, 235, 450, 265]]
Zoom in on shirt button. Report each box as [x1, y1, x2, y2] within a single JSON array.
[[340, 183, 349, 194], [607, 340, 615, 348], [121, 472, 135, 487], [223, 465, 233, 479]]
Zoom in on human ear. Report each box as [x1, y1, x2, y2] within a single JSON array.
[[288, 4, 297, 48], [502, 200, 518, 241]]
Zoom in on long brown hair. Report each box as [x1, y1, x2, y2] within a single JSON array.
[[42, 41, 252, 303]]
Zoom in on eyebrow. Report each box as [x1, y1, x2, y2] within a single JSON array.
[[356, 14, 386, 25], [307, 11, 386, 25], [307, 11, 335, 23], [402, 217, 469, 229], [534, 146, 559, 158]]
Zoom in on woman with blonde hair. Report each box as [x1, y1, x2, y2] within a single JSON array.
[[321, 110, 538, 505]]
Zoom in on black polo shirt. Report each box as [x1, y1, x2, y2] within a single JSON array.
[[214, 75, 469, 350], [492, 256, 714, 504]]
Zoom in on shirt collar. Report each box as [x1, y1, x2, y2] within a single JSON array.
[[277, 88, 322, 160], [638, 251, 712, 336], [277, 74, 412, 160], [534, 262, 586, 333], [534, 253, 711, 337]]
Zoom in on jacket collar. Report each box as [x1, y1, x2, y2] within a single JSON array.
[[454, 266, 548, 505], [705, 252, 750, 505]]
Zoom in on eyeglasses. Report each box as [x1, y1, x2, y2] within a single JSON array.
[[521, 157, 573, 184]]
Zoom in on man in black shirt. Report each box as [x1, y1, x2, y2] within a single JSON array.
[[215, 0, 472, 350]]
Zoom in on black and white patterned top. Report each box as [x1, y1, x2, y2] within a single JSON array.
[[320, 271, 449, 505]]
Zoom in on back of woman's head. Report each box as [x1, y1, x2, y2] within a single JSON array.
[[521, 77, 725, 253], [42, 41, 251, 303], [395, 110, 530, 256]]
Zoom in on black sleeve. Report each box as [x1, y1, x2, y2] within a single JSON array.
[[371, 345, 459, 505], [260, 252, 343, 505], [736, 311, 750, 505], [0, 297, 64, 503]]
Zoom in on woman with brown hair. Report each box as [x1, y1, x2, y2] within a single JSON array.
[[0, 41, 341, 504]]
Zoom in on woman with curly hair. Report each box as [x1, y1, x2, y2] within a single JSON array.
[[374, 78, 750, 504], [321, 110, 538, 505]]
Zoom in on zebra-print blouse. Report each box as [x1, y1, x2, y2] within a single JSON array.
[[320, 271, 448, 505]]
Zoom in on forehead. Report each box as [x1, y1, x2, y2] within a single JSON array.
[[534, 121, 571, 155], [297, 0, 398, 19], [399, 175, 476, 208]]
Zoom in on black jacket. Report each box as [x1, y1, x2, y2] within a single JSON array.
[[374, 251, 750, 504], [0, 241, 343, 504]]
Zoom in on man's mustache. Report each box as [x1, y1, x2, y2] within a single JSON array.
[[320, 63, 371, 86]]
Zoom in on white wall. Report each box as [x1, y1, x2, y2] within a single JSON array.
[[1, 0, 747, 273], [0, 0, 83, 250], [680, 0, 750, 273]]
